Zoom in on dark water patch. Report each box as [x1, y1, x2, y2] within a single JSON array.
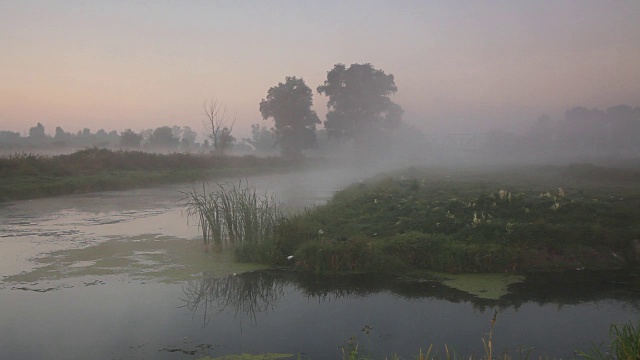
[[83, 279, 106, 286], [159, 347, 199, 355], [179, 270, 640, 359], [1, 258, 639, 359], [12, 284, 73, 292], [503, 269, 640, 307]]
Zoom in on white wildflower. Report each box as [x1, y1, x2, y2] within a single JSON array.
[[506, 222, 514, 234], [472, 211, 481, 227]]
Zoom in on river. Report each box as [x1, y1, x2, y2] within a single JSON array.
[[1, 168, 638, 359]]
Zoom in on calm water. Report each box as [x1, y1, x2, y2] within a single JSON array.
[[1, 169, 639, 359]]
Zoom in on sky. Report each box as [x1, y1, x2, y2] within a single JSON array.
[[1, 0, 639, 138]]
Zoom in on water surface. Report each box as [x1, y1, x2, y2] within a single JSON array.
[[1, 169, 638, 359]]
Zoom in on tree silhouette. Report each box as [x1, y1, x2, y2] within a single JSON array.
[[606, 105, 640, 150], [243, 123, 275, 153], [28, 122, 47, 144], [120, 129, 143, 148], [203, 99, 236, 155], [317, 63, 403, 154], [148, 126, 179, 149], [259, 76, 320, 158]]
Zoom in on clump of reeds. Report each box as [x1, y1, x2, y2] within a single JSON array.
[[183, 181, 282, 252], [579, 321, 640, 360]]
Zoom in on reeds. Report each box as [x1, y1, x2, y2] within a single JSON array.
[[579, 321, 640, 360], [183, 181, 282, 252]]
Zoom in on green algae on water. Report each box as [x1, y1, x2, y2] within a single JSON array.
[[434, 272, 524, 300], [3, 234, 267, 284]]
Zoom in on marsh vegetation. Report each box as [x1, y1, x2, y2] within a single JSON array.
[[183, 181, 283, 253], [0, 148, 299, 201], [185, 164, 640, 275]]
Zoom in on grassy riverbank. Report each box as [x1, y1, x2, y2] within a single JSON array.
[[0, 148, 299, 201], [222, 164, 640, 274]]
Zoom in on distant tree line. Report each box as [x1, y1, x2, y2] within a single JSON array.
[[1, 62, 405, 160], [0, 120, 280, 155], [17, 63, 636, 163], [483, 104, 640, 160], [0, 124, 203, 152]]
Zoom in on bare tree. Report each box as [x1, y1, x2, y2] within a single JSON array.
[[203, 99, 236, 155]]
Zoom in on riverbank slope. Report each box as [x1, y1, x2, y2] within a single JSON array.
[[237, 164, 640, 273], [0, 148, 301, 202]]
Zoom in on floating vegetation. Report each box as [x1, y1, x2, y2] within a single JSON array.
[[433, 272, 524, 300], [3, 235, 266, 284]]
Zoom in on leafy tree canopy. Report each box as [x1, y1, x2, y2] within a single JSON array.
[[120, 129, 143, 148], [317, 63, 403, 141], [259, 76, 320, 158], [148, 126, 179, 149], [28, 122, 46, 140]]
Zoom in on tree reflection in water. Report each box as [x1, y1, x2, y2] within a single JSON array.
[[180, 271, 285, 326], [181, 269, 640, 327]]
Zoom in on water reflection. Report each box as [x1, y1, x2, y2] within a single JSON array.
[[504, 270, 640, 310], [181, 271, 286, 326], [182, 269, 640, 328]]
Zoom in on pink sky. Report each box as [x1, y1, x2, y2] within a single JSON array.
[[1, 1, 639, 137]]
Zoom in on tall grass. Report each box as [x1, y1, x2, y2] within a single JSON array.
[[183, 181, 282, 252], [579, 321, 640, 360]]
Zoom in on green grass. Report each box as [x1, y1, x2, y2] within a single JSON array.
[[0, 148, 300, 201], [227, 165, 640, 274]]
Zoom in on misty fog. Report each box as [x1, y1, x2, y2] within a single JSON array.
[[2, 2, 640, 359]]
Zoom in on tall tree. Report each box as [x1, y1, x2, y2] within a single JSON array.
[[606, 105, 640, 150], [180, 126, 198, 151], [243, 123, 275, 153], [148, 126, 179, 149], [259, 76, 320, 158], [317, 63, 403, 152], [28, 122, 47, 141], [120, 129, 143, 148], [203, 99, 235, 155], [561, 106, 606, 151], [54, 126, 71, 142]]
